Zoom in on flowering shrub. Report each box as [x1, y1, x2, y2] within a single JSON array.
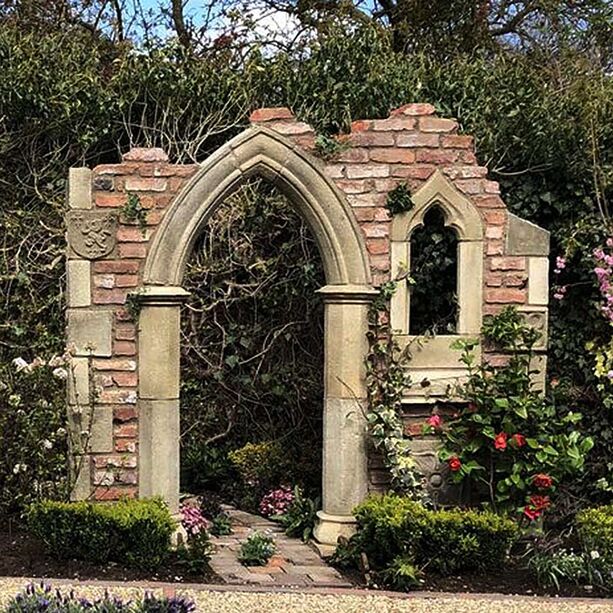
[[275, 486, 320, 542], [259, 486, 294, 517], [439, 307, 594, 520], [0, 352, 73, 516], [177, 503, 213, 574], [180, 504, 209, 536], [4, 582, 196, 612]]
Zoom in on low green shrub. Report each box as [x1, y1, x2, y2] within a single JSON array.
[[27, 498, 175, 570], [576, 505, 613, 558], [350, 494, 519, 577], [238, 531, 276, 566], [228, 441, 286, 485], [210, 512, 233, 536]]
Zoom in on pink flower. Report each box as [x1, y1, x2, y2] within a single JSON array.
[[180, 504, 209, 536], [259, 486, 295, 517], [426, 415, 443, 429], [554, 256, 566, 274]]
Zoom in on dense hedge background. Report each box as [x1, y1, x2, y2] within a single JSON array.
[[0, 1, 611, 517]]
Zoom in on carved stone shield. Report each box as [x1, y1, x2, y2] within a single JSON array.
[[67, 211, 117, 260]]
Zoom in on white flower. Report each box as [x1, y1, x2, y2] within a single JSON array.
[[12, 357, 29, 372], [591, 550, 600, 560], [52, 367, 68, 380], [55, 427, 66, 437], [48, 355, 64, 368], [12, 463, 27, 474], [42, 439, 53, 450]]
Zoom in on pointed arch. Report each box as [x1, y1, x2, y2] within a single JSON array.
[[390, 170, 484, 340], [144, 126, 371, 288], [137, 126, 375, 547], [390, 170, 484, 243]]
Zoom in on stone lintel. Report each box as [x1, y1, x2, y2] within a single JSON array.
[[317, 284, 378, 303], [134, 285, 191, 306]]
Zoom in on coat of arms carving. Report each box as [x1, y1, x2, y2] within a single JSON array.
[[67, 211, 117, 259]]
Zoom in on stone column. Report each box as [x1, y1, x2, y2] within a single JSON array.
[[313, 285, 378, 547], [137, 286, 190, 514]]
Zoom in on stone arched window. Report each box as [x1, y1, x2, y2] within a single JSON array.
[[390, 171, 484, 397]]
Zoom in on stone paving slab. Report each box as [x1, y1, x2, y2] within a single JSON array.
[[209, 506, 353, 588]]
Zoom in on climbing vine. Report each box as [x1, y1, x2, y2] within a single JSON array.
[[365, 281, 426, 499]]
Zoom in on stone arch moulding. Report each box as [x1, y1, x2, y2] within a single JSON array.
[[138, 126, 377, 547], [390, 170, 485, 401]]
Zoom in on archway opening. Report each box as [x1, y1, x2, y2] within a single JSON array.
[[409, 205, 459, 336], [179, 177, 325, 514]]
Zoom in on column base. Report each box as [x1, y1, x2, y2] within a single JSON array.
[[312, 511, 357, 549]]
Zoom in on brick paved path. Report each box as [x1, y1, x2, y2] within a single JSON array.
[[208, 506, 352, 587]]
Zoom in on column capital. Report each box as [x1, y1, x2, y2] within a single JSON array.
[[133, 285, 191, 306], [317, 284, 378, 304]]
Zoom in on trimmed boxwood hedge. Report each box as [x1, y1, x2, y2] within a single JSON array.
[[27, 497, 176, 570], [352, 493, 519, 575]]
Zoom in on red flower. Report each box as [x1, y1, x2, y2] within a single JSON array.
[[426, 415, 443, 429], [529, 494, 551, 511], [523, 505, 542, 521], [494, 432, 508, 451], [532, 473, 553, 490], [511, 433, 526, 448], [448, 456, 462, 472]]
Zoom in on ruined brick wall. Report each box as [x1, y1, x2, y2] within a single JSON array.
[[66, 104, 548, 501]]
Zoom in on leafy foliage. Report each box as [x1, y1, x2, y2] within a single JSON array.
[[365, 282, 425, 497], [237, 531, 276, 566], [274, 486, 319, 542], [385, 183, 413, 216], [343, 493, 518, 579], [210, 512, 233, 537], [180, 180, 324, 501], [440, 307, 594, 517], [27, 498, 175, 571], [0, 356, 70, 517], [408, 206, 458, 335]]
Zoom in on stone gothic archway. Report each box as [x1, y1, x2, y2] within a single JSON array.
[[137, 126, 376, 545], [65, 103, 550, 548]]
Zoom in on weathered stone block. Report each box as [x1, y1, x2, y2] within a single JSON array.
[[66, 260, 91, 307], [67, 309, 113, 356], [528, 257, 549, 306], [67, 168, 92, 210]]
